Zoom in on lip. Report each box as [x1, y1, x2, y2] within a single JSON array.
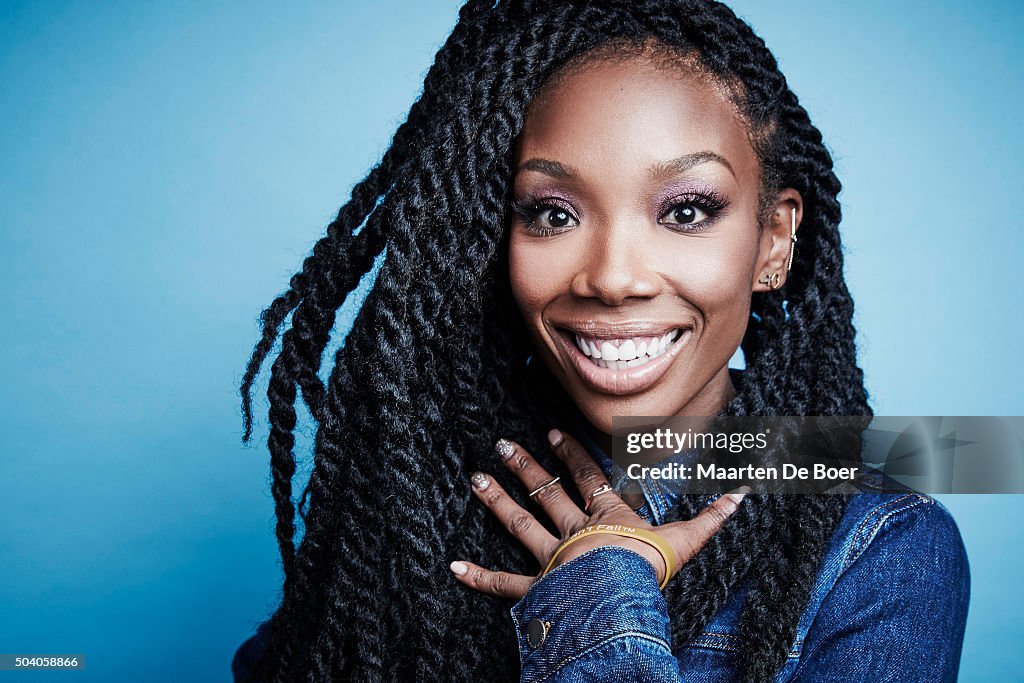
[[552, 324, 693, 396], [555, 321, 682, 340]]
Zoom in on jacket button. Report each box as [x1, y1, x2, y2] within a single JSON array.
[[526, 618, 550, 649]]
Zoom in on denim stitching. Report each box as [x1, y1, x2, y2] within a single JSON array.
[[842, 493, 931, 573], [527, 631, 674, 683], [646, 478, 669, 524], [699, 631, 804, 644], [842, 494, 913, 569], [687, 631, 803, 657], [510, 607, 523, 654], [861, 497, 933, 550]]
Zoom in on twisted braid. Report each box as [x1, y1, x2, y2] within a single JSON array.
[[238, 2, 871, 681]]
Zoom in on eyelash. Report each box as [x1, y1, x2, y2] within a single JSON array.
[[510, 197, 575, 237], [510, 190, 730, 237]]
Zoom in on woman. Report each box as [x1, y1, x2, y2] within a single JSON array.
[[233, 1, 969, 681]]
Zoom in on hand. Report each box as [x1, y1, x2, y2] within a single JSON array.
[[449, 428, 746, 599]]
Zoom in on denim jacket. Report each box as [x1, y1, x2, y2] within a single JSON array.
[[510, 424, 971, 682]]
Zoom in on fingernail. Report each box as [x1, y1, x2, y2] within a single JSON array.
[[726, 485, 751, 504], [450, 560, 468, 576], [471, 472, 490, 491], [547, 428, 563, 447], [496, 438, 515, 460]]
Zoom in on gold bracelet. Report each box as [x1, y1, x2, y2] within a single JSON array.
[[541, 524, 677, 590]]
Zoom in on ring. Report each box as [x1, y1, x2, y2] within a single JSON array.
[[585, 484, 614, 511], [529, 476, 561, 498]]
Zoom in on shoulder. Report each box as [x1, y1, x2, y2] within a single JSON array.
[[790, 481, 971, 645], [671, 488, 971, 679], [834, 483, 968, 579], [786, 485, 972, 681], [797, 482, 972, 638]]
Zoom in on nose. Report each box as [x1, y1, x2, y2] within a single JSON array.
[[569, 225, 660, 305]]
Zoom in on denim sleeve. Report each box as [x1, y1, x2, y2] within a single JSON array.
[[510, 545, 684, 683], [792, 497, 970, 683]]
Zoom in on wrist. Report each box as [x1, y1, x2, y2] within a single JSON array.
[[550, 533, 668, 583]]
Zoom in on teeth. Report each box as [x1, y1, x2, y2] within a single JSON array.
[[576, 335, 591, 357], [571, 328, 683, 368], [618, 339, 637, 361], [600, 341, 619, 361]]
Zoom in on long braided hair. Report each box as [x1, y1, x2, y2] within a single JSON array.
[[237, 1, 871, 680]]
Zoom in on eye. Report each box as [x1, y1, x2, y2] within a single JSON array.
[[536, 205, 577, 230], [510, 198, 579, 236], [660, 202, 709, 227], [657, 191, 729, 233]]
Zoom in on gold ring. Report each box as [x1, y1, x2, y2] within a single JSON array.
[[529, 476, 561, 498]]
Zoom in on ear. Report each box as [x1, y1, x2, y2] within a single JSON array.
[[752, 189, 803, 292]]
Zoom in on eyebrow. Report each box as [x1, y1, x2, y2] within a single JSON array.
[[517, 151, 736, 180]]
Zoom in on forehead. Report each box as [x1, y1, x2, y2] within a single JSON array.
[[516, 55, 758, 183]]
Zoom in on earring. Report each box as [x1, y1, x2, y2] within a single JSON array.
[[758, 272, 781, 290], [786, 207, 798, 272]]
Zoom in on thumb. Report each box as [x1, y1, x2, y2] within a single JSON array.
[[676, 488, 748, 564]]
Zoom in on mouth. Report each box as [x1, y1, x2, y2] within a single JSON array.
[[552, 325, 693, 396]]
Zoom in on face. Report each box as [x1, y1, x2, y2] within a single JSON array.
[[508, 53, 800, 435]]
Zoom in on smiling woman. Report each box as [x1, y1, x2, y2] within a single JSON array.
[[232, 2, 968, 682]]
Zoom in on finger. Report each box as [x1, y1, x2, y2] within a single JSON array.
[[470, 471, 559, 562], [548, 429, 629, 516], [496, 438, 587, 536], [449, 559, 533, 600], [672, 489, 748, 564]]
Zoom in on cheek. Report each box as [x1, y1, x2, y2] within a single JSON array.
[[656, 232, 757, 318], [508, 236, 567, 316]]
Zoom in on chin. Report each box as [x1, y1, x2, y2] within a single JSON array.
[[572, 391, 679, 435]]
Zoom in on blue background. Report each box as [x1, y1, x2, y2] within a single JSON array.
[[1, 1, 1020, 680]]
